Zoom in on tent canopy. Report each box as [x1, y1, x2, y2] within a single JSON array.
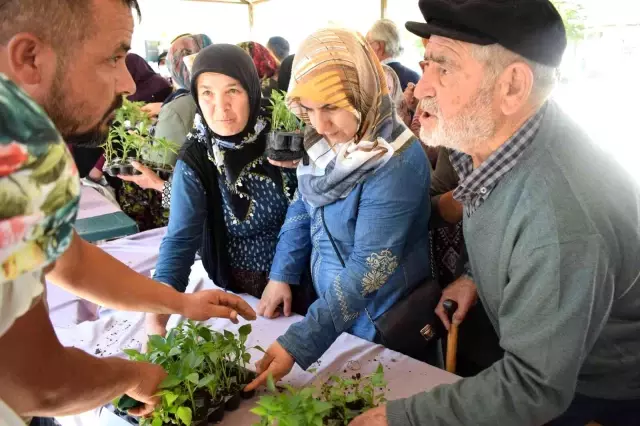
[[183, 0, 390, 28]]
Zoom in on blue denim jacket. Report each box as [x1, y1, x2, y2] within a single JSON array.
[[270, 141, 432, 369], [154, 159, 293, 292]]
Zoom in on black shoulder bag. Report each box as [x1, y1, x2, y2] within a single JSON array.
[[321, 207, 444, 364]]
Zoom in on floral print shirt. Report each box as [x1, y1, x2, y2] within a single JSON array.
[[0, 73, 80, 423]]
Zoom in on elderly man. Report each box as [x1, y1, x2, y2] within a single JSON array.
[[351, 0, 640, 425], [0, 0, 255, 423], [367, 19, 419, 91]]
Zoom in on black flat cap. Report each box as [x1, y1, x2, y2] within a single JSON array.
[[406, 0, 567, 67]]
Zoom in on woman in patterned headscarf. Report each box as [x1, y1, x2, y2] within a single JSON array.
[[237, 41, 279, 98], [248, 28, 432, 391], [145, 44, 316, 337]]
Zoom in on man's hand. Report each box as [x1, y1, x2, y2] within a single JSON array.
[[268, 158, 300, 169], [257, 280, 292, 318], [126, 362, 167, 417], [435, 276, 478, 331], [244, 341, 295, 392], [181, 290, 257, 323], [118, 161, 165, 192], [349, 406, 388, 426]]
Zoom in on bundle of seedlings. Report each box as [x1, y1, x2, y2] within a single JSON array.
[[251, 364, 387, 426], [265, 90, 306, 163], [114, 321, 264, 426]]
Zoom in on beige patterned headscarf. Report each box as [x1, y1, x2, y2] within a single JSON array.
[[287, 28, 415, 207]]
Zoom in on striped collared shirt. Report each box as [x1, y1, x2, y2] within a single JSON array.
[[450, 104, 547, 216]]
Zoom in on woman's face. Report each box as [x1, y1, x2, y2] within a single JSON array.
[[197, 72, 250, 136], [298, 99, 359, 144]]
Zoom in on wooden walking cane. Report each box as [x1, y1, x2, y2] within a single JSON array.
[[443, 299, 459, 374]]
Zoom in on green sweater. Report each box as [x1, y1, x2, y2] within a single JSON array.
[[387, 101, 640, 426]]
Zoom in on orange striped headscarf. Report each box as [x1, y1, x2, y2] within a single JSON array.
[[287, 28, 392, 147], [288, 28, 415, 207]]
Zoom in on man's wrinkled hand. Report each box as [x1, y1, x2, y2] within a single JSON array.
[[349, 406, 388, 426], [182, 290, 257, 323], [435, 276, 478, 331], [244, 341, 294, 392]]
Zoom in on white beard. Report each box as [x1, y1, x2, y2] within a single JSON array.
[[418, 86, 496, 154]]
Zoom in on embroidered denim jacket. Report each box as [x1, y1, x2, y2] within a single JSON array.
[[270, 141, 432, 369]]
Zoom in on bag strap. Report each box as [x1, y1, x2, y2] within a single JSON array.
[[322, 205, 382, 334], [321, 206, 345, 268]]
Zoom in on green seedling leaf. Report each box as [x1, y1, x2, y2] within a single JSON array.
[[176, 406, 192, 426], [168, 347, 181, 358], [160, 375, 182, 389], [198, 374, 216, 387], [238, 324, 252, 336], [116, 394, 143, 411], [250, 406, 268, 417], [266, 374, 276, 393], [186, 373, 199, 384], [163, 391, 179, 407]]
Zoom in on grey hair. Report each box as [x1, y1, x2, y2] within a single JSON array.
[[368, 19, 404, 58], [470, 44, 558, 103]]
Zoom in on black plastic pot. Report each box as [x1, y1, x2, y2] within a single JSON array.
[[345, 399, 366, 411], [224, 392, 242, 411], [266, 131, 306, 162], [207, 403, 225, 423], [105, 165, 121, 177], [240, 371, 258, 399], [191, 390, 213, 425], [154, 168, 172, 181]]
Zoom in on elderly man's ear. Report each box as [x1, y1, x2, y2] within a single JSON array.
[[496, 62, 535, 116]]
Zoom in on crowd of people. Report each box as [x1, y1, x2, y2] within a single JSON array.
[[0, 0, 639, 426]]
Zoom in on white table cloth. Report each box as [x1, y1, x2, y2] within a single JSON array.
[[52, 229, 459, 426]]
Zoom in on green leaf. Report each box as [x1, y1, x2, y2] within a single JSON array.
[[250, 406, 268, 416], [186, 373, 199, 384], [242, 352, 252, 363], [198, 374, 215, 387], [168, 347, 181, 357], [266, 374, 276, 393], [197, 326, 212, 342], [164, 391, 179, 407], [253, 345, 266, 353], [123, 348, 143, 360], [152, 417, 163, 426], [223, 330, 234, 340], [160, 375, 183, 389], [238, 324, 252, 336], [147, 335, 167, 350], [176, 406, 192, 426]]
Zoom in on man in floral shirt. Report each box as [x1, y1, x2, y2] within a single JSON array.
[[0, 0, 256, 422]]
